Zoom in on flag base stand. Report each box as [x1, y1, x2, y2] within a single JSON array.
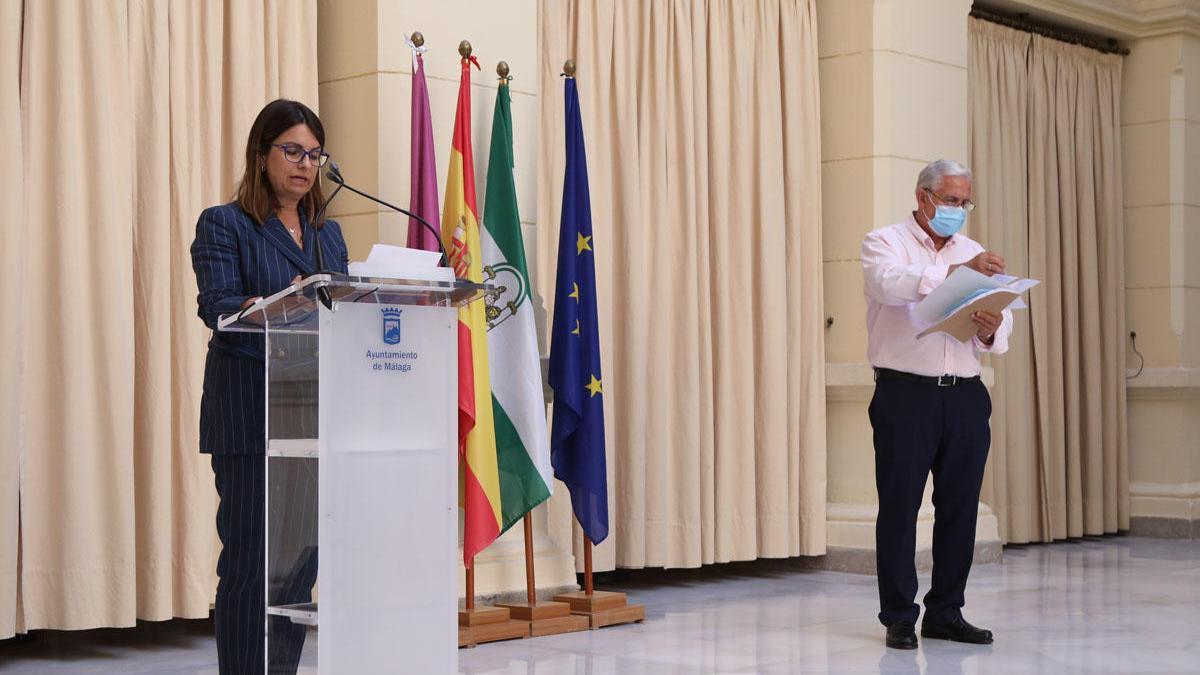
[[552, 537, 645, 629], [458, 626, 475, 649], [553, 590, 645, 629], [493, 516, 590, 637], [496, 600, 590, 637], [458, 606, 529, 646]]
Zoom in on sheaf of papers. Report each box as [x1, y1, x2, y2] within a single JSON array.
[[347, 243, 452, 282], [914, 267, 1039, 342]]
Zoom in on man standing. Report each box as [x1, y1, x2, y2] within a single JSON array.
[[861, 159, 1012, 650]]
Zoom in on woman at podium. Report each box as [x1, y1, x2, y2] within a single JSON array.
[[190, 99, 348, 674]]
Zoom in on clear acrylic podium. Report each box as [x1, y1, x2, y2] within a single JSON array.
[[219, 272, 490, 674]]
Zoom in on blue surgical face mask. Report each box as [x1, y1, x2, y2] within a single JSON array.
[[922, 190, 967, 237], [929, 205, 966, 237]]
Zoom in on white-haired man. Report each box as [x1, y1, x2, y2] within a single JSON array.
[[861, 159, 1012, 650]]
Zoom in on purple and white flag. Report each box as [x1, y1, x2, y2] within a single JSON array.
[[407, 44, 441, 251]]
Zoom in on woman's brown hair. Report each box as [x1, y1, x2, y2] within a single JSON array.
[[235, 99, 327, 226]]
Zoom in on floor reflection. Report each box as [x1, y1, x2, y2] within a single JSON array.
[[0, 537, 1194, 673], [458, 537, 1200, 674]]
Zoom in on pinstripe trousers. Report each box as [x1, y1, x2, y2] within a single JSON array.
[[212, 455, 316, 674]]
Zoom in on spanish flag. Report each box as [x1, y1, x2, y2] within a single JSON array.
[[443, 53, 500, 563]]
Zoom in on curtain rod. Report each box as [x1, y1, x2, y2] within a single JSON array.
[[969, 6, 1130, 56]]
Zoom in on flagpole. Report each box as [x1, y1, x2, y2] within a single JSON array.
[[522, 514, 536, 605], [561, 55, 592, 602], [547, 58, 642, 629], [450, 36, 526, 646], [583, 535, 594, 595], [494, 56, 540, 611], [465, 558, 474, 611]]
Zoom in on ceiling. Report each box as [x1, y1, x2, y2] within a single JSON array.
[[973, 0, 1200, 40]]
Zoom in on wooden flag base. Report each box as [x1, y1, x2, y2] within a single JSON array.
[[458, 626, 475, 649], [496, 600, 590, 637], [553, 590, 645, 629], [458, 606, 528, 646]]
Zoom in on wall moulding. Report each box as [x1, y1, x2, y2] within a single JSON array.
[[1126, 366, 1200, 399], [825, 362, 997, 403], [984, 0, 1200, 40], [1128, 481, 1200, 538]]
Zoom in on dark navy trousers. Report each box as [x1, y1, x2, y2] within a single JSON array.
[[212, 455, 315, 674], [869, 376, 991, 627]]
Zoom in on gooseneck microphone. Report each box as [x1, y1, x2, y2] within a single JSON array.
[[324, 162, 450, 269], [306, 172, 344, 310]]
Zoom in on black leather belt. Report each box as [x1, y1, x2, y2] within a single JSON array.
[[874, 367, 980, 388]]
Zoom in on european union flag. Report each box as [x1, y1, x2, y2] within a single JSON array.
[[548, 76, 608, 546]]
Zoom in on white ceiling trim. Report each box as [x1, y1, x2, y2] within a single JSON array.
[[997, 0, 1200, 39]]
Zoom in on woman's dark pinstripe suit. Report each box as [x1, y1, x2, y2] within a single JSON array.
[[191, 202, 347, 674]]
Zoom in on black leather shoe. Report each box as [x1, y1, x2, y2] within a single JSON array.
[[920, 617, 993, 644], [885, 623, 918, 650]]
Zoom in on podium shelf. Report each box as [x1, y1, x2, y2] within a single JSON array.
[[268, 438, 318, 458], [217, 273, 494, 335], [268, 603, 318, 626]]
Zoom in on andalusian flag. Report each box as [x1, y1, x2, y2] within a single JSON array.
[[483, 76, 553, 534], [443, 53, 500, 563], [548, 74, 608, 545]]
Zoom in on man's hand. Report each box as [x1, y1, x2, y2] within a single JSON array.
[[972, 310, 1003, 343], [953, 251, 1006, 277]]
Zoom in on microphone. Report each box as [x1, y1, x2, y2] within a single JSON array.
[[325, 163, 449, 268]]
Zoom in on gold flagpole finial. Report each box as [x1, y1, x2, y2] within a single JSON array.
[[563, 59, 576, 77], [410, 31, 424, 48], [497, 61, 511, 83], [459, 40, 473, 58]]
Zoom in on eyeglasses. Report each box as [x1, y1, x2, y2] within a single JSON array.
[[924, 188, 975, 212], [272, 143, 330, 167]]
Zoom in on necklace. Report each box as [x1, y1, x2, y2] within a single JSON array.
[[279, 210, 303, 247], [283, 223, 302, 246]]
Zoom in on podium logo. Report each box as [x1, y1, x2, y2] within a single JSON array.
[[381, 307, 403, 345]]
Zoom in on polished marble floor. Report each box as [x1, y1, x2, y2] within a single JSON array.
[[1, 537, 1197, 673]]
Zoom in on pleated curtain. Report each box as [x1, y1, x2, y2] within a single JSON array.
[[0, 0, 318, 637], [0, 0, 25, 642], [537, 0, 827, 570], [969, 17, 1129, 543]]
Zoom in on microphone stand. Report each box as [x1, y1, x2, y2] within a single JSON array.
[[306, 177, 343, 310]]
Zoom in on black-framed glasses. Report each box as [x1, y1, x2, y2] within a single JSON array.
[[924, 188, 975, 212], [272, 143, 330, 167]]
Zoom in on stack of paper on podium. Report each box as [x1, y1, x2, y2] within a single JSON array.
[[348, 243, 452, 283], [915, 267, 1039, 342]]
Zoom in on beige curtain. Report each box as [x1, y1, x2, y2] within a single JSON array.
[[537, 0, 826, 571], [3, 1, 318, 637], [0, 0, 25, 642], [969, 17, 1128, 543]]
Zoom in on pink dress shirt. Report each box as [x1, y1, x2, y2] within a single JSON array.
[[861, 215, 1012, 378]]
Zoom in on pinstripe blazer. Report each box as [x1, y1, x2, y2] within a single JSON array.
[[191, 201, 349, 455]]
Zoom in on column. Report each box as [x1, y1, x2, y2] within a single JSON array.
[[316, 0, 580, 598], [1122, 27, 1200, 538], [816, 0, 1001, 572]]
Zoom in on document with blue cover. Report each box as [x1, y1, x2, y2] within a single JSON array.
[[915, 267, 1039, 342]]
